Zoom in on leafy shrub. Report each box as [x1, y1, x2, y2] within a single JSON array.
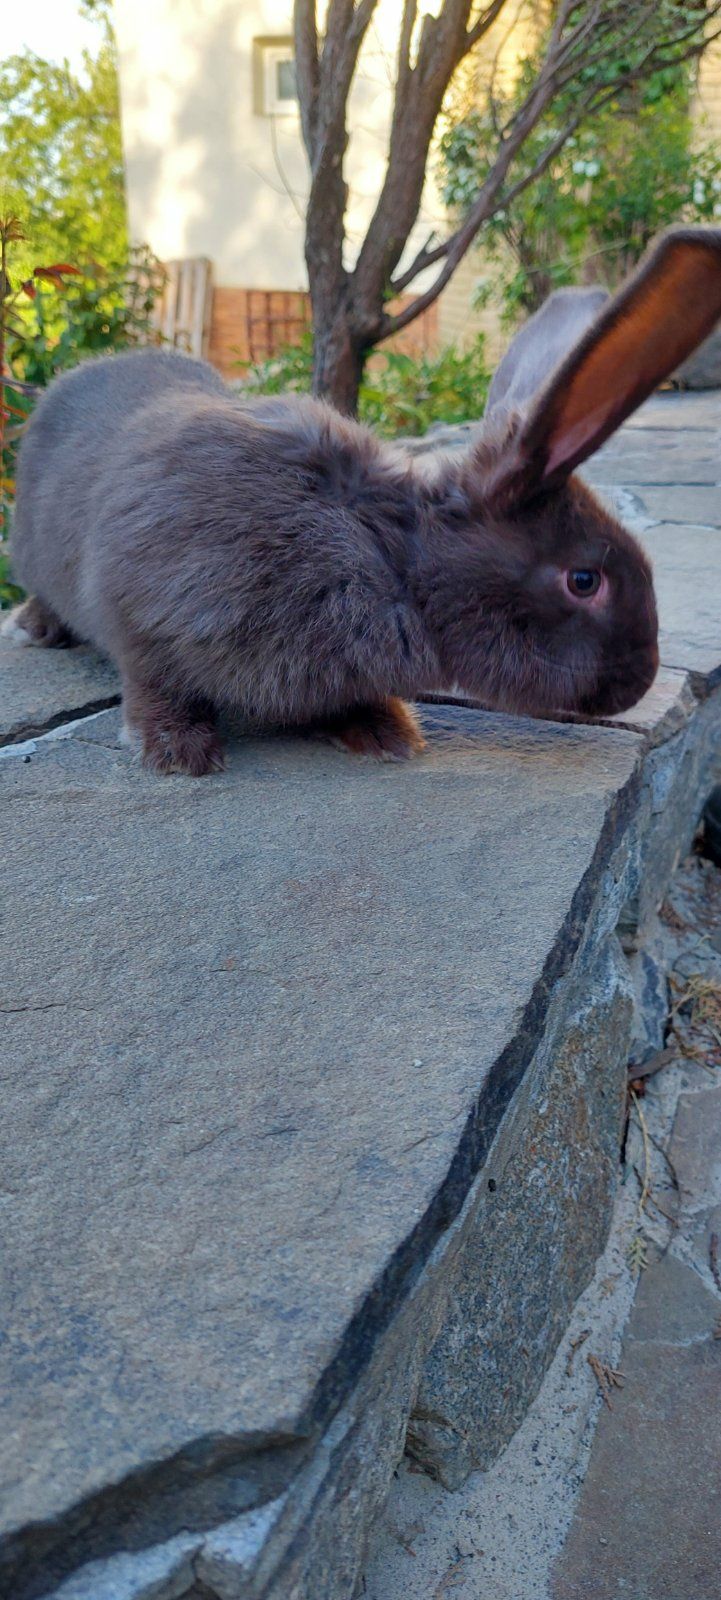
[[10, 246, 166, 385], [0, 382, 33, 604], [238, 332, 491, 436], [238, 330, 314, 396], [440, 57, 721, 323], [359, 341, 490, 436], [0, 2, 127, 278], [0, 216, 164, 604]]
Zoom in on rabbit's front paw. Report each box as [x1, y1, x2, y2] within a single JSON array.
[[122, 677, 225, 777], [326, 698, 426, 762], [137, 717, 225, 777]]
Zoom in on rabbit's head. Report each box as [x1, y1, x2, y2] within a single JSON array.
[[428, 228, 721, 719]]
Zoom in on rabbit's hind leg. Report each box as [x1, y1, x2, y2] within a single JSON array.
[[324, 697, 425, 762], [1, 595, 78, 648], [122, 674, 225, 777]]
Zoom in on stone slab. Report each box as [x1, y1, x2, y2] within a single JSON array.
[[0, 703, 642, 1597], [614, 482, 721, 528], [602, 666, 695, 746], [668, 1087, 721, 1212], [586, 437, 720, 485], [551, 1087, 721, 1600], [622, 391, 721, 430], [621, 685, 721, 938], [0, 638, 119, 746], [407, 930, 633, 1488], [640, 523, 721, 689], [535, 1262, 721, 1600], [675, 324, 721, 389]]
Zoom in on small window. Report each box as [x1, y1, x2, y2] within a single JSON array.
[[253, 38, 298, 116], [275, 58, 297, 102]]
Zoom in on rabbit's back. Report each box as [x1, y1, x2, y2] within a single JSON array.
[[11, 351, 226, 643]]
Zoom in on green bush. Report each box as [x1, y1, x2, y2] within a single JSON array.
[[238, 330, 315, 397], [359, 341, 491, 436], [440, 56, 721, 323], [10, 246, 166, 385], [239, 332, 491, 437], [0, 217, 164, 606], [0, 3, 127, 280]]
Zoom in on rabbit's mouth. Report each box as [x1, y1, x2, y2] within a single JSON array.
[[569, 636, 661, 720], [513, 640, 595, 713], [516, 632, 658, 719], [577, 644, 659, 718]]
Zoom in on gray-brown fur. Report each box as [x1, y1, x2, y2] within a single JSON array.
[[7, 227, 721, 775]]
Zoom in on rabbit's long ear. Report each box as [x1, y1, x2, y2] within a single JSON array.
[[484, 227, 721, 514], [484, 285, 609, 421]]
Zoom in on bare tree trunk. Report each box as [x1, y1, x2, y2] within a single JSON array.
[[310, 291, 367, 413]]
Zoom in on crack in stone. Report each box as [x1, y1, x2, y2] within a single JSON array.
[[0, 696, 121, 750]]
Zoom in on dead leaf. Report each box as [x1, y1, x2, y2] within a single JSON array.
[[587, 1352, 625, 1410], [433, 1557, 472, 1597], [34, 262, 82, 279], [626, 1047, 677, 1085], [565, 1328, 591, 1377]]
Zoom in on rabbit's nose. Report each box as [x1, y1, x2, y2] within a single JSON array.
[[581, 643, 659, 717]]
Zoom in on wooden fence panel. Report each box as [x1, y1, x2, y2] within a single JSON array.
[[153, 258, 213, 358]]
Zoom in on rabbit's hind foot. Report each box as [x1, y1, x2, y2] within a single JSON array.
[[1, 595, 77, 648], [325, 697, 426, 762]]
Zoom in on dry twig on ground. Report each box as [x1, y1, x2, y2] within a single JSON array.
[[587, 1352, 625, 1410], [565, 1328, 591, 1377]]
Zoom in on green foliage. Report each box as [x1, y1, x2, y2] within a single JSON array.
[[440, 33, 721, 322], [239, 333, 491, 437], [10, 247, 166, 385], [0, 0, 150, 598], [0, 7, 127, 278], [0, 382, 29, 605], [238, 331, 315, 397], [0, 214, 164, 606], [586, 99, 721, 272], [359, 341, 491, 435]]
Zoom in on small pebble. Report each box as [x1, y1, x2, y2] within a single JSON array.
[[413, 1058, 423, 1068], [22, 755, 31, 764]]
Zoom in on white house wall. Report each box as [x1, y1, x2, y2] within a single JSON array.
[[114, 0, 447, 291]]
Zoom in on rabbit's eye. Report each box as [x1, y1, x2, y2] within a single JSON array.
[[567, 568, 601, 599]]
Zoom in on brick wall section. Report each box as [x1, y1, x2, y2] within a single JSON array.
[[208, 289, 309, 374], [208, 288, 438, 377]]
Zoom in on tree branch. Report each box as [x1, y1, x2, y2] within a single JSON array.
[[391, 234, 450, 295], [351, 0, 484, 327], [465, 0, 516, 52], [295, 0, 381, 396], [293, 0, 320, 162], [380, 1, 721, 339]]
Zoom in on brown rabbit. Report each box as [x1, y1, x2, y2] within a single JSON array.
[[4, 227, 721, 776]]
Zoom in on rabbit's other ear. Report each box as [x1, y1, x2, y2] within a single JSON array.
[[484, 286, 609, 421], [484, 227, 721, 514]]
